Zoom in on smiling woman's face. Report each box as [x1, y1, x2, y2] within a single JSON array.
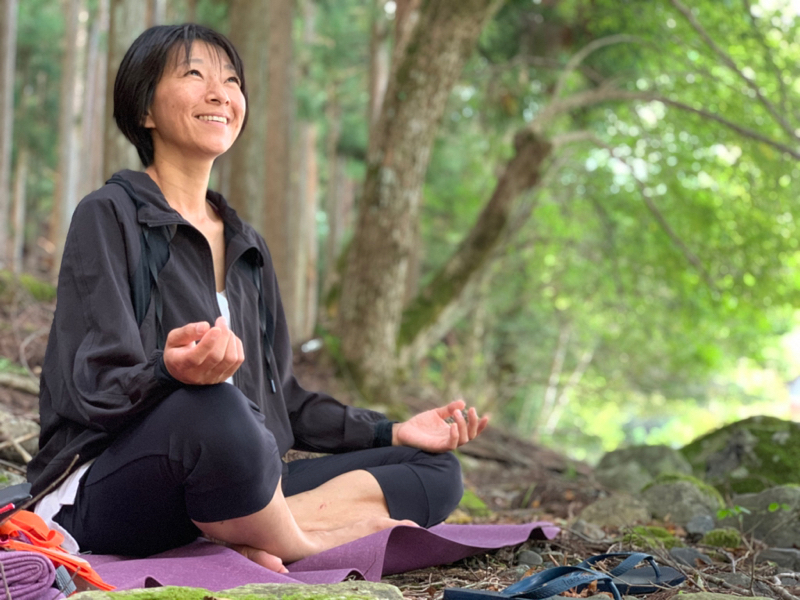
[[143, 41, 246, 165]]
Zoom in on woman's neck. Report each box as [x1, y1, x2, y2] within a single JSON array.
[[145, 155, 214, 221]]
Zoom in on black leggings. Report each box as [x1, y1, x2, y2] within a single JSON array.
[[53, 385, 463, 557]]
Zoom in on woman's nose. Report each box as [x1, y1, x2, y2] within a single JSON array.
[[206, 78, 230, 105]]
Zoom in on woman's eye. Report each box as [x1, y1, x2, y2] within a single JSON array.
[[186, 69, 202, 77], [227, 76, 241, 86]]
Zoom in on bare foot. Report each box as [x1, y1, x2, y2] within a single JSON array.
[[310, 516, 418, 552], [207, 538, 288, 573], [229, 543, 289, 573]]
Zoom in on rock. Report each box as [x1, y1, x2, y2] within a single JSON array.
[[221, 583, 404, 600], [0, 469, 27, 486], [681, 415, 800, 493], [757, 548, 800, 571], [701, 528, 742, 549], [73, 582, 404, 600], [595, 462, 653, 494], [723, 485, 800, 547], [641, 475, 723, 527], [680, 594, 771, 600], [570, 519, 608, 541], [686, 514, 715, 536], [517, 549, 543, 567], [596, 445, 691, 493], [578, 493, 651, 528], [669, 546, 713, 568], [714, 573, 771, 596], [622, 525, 682, 549], [0, 405, 38, 463]]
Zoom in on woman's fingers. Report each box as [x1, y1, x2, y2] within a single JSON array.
[[165, 319, 245, 384], [453, 408, 469, 445]]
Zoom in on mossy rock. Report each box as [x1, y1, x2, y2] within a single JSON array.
[[681, 416, 800, 493], [643, 473, 725, 508], [459, 488, 491, 517], [701, 527, 743, 548], [73, 582, 403, 600], [622, 525, 682, 550]]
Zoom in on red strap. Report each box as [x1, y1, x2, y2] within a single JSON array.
[[0, 511, 115, 592]]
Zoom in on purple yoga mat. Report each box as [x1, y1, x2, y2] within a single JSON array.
[[0, 549, 58, 600], [88, 522, 558, 591]]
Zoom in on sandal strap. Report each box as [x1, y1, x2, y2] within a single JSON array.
[[577, 551, 662, 579], [505, 565, 621, 600]]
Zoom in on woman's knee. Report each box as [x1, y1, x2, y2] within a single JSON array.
[[150, 385, 277, 473], [424, 451, 464, 522]]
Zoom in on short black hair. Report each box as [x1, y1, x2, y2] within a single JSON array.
[[114, 24, 248, 167]]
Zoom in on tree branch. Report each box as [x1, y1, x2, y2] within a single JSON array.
[[534, 88, 800, 160], [595, 135, 718, 291], [553, 34, 643, 100], [670, 0, 798, 142], [741, 0, 793, 121]]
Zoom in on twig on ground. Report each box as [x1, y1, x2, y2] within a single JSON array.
[[17, 454, 81, 513], [0, 457, 25, 475], [0, 432, 37, 452], [10, 438, 31, 463], [0, 372, 39, 395]]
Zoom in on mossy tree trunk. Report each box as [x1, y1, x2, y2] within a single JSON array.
[[338, 0, 501, 399], [398, 131, 553, 365]]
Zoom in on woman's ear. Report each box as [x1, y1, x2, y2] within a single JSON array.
[[143, 111, 155, 129]]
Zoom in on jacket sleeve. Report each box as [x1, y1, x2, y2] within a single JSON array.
[[44, 196, 181, 433], [259, 252, 387, 453]]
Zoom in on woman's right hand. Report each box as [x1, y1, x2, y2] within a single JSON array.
[[163, 316, 245, 385]]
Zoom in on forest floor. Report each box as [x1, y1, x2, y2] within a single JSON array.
[[0, 295, 795, 600]]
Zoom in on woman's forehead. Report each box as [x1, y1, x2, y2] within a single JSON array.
[[167, 41, 234, 71]]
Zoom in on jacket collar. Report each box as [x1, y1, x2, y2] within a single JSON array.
[[109, 169, 263, 267]]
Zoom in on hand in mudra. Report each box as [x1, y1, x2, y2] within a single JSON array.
[[393, 399, 489, 453], [164, 316, 245, 385]]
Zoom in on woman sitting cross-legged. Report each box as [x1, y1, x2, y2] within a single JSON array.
[[28, 23, 489, 574]]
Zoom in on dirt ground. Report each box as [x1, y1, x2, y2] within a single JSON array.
[[0, 293, 795, 600]]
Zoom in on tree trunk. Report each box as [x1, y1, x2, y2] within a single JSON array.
[[263, 0, 296, 336], [321, 96, 341, 299], [287, 0, 319, 343], [51, 0, 83, 276], [338, 0, 501, 398], [103, 0, 146, 179], [0, 0, 18, 269], [81, 0, 109, 197], [11, 145, 26, 273], [227, 0, 269, 223], [398, 131, 552, 362]]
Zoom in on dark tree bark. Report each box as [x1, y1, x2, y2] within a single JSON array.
[[0, 0, 18, 269], [398, 131, 552, 363], [338, 0, 501, 397]]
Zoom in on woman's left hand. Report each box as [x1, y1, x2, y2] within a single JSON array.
[[393, 399, 489, 453]]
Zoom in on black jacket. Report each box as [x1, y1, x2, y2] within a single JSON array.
[[29, 170, 385, 496]]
